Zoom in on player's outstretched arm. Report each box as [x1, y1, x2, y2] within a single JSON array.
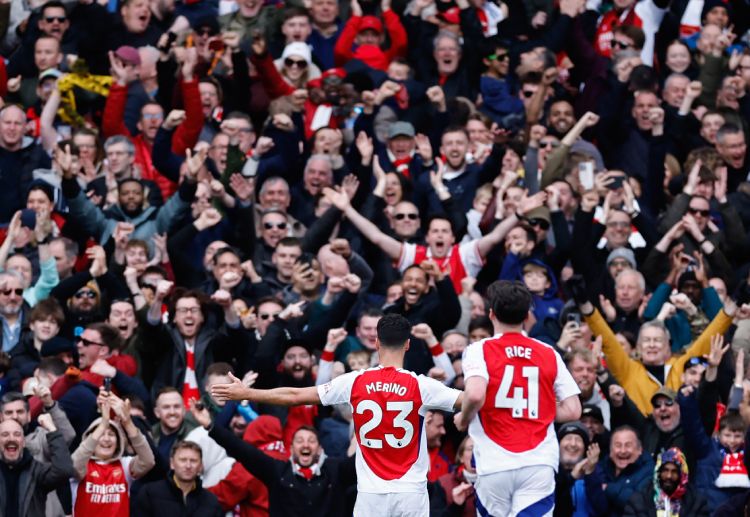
[[211, 373, 322, 406], [556, 394, 582, 423]]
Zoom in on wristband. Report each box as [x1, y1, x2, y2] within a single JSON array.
[[429, 343, 445, 356], [321, 350, 335, 362]]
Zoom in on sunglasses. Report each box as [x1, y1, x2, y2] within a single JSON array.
[[394, 213, 419, 221], [521, 90, 535, 98], [284, 58, 308, 68], [1, 288, 23, 296], [487, 53, 510, 62], [688, 207, 710, 217], [44, 16, 66, 23], [686, 356, 708, 367], [196, 28, 216, 36], [259, 312, 280, 320], [540, 140, 560, 149], [526, 218, 550, 230], [74, 291, 96, 299], [264, 222, 288, 230], [78, 337, 104, 347], [612, 40, 632, 50], [607, 221, 630, 229], [653, 399, 675, 409]]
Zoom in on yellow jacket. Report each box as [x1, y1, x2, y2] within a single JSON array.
[[585, 308, 733, 415]]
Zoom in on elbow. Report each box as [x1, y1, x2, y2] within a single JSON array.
[[466, 389, 485, 408]]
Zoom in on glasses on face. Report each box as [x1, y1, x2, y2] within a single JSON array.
[[175, 306, 201, 315], [74, 290, 96, 299], [394, 213, 419, 221], [78, 337, 104, 347], [607, 221, 630, 229], [284, 58, 308, 69], [259, 312, 280, 320], [264, 222, 288, 230], [653, 399, 675, 409], [688, 207, 710, 217], [526, 218, 550, 230], [196, 28, 215, 36], [487, 52, 510, 62], [1, 288, 23, 296], [142, 113, 163, 121], [540, 140, 560, 149], [612, 40, 632, 50], [44, 16, 66, 23]]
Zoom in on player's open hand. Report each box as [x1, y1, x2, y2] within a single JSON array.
[[210, 372, 248, 403]]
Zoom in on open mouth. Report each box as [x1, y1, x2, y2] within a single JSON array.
[[4, 443, 19, 455]]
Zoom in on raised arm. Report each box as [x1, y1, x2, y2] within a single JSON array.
[[323, 187, 403, 261], [211, 372, 321, 406]]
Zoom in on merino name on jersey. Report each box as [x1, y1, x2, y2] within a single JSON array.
[[365, 381, 408, 396]]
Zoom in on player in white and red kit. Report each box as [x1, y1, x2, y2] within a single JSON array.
[[457, 281, 581, 517], [211, 314, 463, 517]]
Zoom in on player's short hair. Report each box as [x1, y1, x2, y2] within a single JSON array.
[[376, 314, 411, 349], [486, 280, 532, 325]]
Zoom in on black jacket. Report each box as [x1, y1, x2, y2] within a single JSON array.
[[0, 142, 51, 223], [208, 423, 356, 517], [134, 475, 223, 516], [623, 482, 709, 516], [0, 431, 75, 517]]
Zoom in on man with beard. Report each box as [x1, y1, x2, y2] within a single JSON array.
[[151, 387, 197, 466], [84, 136, 163, 209], [0, 271, 30, 353], [61, 140, 197, 249], [610, 386, 688, 465], [0, 417, 75, 515], [624, 447, 709, 515], [144, 282, 251, 402]]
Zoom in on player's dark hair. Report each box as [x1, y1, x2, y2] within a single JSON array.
[[487, 280, 532, 325], [377, 314, 411, 349]]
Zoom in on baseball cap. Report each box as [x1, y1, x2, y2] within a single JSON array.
[[581, 404, 604, 424], [41, 336, 76, 358], [358, 15, 383, 34], [388, 121, 415, 140], [39, 68, 62, 82], [651, 386, 677, 404], [606, 247, 636, 268], [524, 206, 551, 225], [114, 45, 141, 66]]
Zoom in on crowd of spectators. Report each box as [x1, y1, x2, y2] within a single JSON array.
[[0, 0, 749, 513]]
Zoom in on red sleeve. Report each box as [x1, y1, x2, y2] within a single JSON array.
[[29, 396, 43, 420], [171, 78, 203, 155], [333, 16, 361, 66], [383, 10, 408, 61], [208, 463, 259, 510], [101, 83, 131, 138], [251, 53, 296, 100], [0, 60, 7, 99]]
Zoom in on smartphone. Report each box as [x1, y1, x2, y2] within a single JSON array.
[[103, 377, 112, 392], [566, 313, 581, 327], [608, 175, 625, 190], [578, 162, 594, 190]]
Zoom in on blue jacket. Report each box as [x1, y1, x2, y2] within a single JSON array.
[[678, 391, 748, 508], [585, 452, 654, 517], [500, 254, 564, 323], [643, 283, 723, 351]]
